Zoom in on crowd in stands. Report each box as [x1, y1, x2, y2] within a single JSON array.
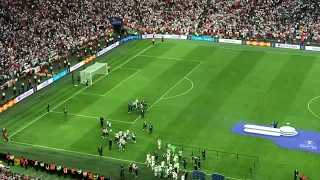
[[1, 0, 320, 83], [0, 166, 40, 180]]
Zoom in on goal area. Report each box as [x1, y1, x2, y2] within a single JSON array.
[[80, 62, 108, 85]]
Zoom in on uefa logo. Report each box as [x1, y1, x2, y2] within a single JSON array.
[[300, 140, 317, 150]]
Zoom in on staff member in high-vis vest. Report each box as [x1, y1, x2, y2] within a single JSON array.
[[20, 157, 24, 167], [10, 154, 14, 166], [40, 161, 45, 172], [71, 168, 75, 179], [152, 37, 155, 45], [63, 167, 68, 178], [77, 168, 82, 179], [24, 158, 28, 169], [34, 160, 39, 171], [88, 172, 93, 180]]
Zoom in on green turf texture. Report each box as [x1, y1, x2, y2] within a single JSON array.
[[1, 39, 320, 180]]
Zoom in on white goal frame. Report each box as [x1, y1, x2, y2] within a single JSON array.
[[80, 63, 108, 85]]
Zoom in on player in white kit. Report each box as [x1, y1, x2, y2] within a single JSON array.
[[157, 139, 161, 150], [172, 171, 178, 180], [146, 153, 151, 167]]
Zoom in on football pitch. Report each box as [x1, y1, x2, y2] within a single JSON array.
[[1, 39, 320, 180]]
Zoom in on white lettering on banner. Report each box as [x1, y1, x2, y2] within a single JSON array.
[[17, 89, 34, 102], [36, 78, 53, 91], [305, 46, 320, 51], [70, 62, 84, 72], [275, 43, 300, 49], [96, 41, 120, 57], [142, 34, 187, 40], [219, 38, 242, 44]]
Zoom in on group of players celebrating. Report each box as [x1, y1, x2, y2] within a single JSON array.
[[128, 98, 147, 118], [145, 143, 192, 180], [100, 117, 137, 152]]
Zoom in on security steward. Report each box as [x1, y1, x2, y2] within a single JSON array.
[[77, 168, 82, 179], [20, 157, 24, 167], [40, 161, 45, 172], [34, 160, 39, 171], [83, 170, 88, 179], [56, 165, 62, 176], [98, 145, 103, 156], [71, 168, 75, 179], [63, 167, 68, 178], [45, 164, 50, 172], [10, 154, 14, 166], [6, 153, 10, 166], [23, 158, 28, 169]]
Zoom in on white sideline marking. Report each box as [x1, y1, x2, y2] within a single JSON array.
[[138, 54, 203, 63], [10, 44, 155, 138], [161, 77, 194, 100], [11, 140, 245, 180], [132, 61, 203, 124], [50, 111, 132, 124], [162, 42, 309, 56], [308, 96, 320, 118]]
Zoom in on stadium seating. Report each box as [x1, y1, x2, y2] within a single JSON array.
[[0, 166, 38, 180], [1, 0, 320, 86]]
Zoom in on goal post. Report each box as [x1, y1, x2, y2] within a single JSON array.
[[80, 62, 108, 85]]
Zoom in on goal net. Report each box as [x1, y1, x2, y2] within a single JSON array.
[[80, 62, 108, 85]]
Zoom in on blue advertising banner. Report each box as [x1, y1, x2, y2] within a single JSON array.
[[52, 70, 67, 82], [16, 89, 34, 102], [120, 36, 139, 44], [36, 78, 53, 91], [191, 36, 215, 42]]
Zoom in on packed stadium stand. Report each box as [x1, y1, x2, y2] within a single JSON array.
[[0, 0, 320, 87], [0, 166, 38, 180]]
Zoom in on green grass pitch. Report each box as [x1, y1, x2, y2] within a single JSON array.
[[1, 39, 320, 180]]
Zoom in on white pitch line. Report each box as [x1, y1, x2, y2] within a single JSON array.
[[162, 42, 310, 56], [132, 61, 203, 124], [50, 111, 132, 124], [118, 67, 141, 71], [11, 140, 245, 180], [308, 96, 320, 118], [161, 77, 194, 100], [102, 69, 140, 96], [80, 92, 104, 96], [10, 44, 155, 138], [79, 68, 140, 97], [138, 54, 203, 63]]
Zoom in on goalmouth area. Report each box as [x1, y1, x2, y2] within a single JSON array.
[[1, 37, 320, 180]]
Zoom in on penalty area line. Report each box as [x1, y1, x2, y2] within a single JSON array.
[[132, 61, 203, 124], [50, 111, 132, 124], [10, 140, 245, 180], [9, 43, 155, 138]]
